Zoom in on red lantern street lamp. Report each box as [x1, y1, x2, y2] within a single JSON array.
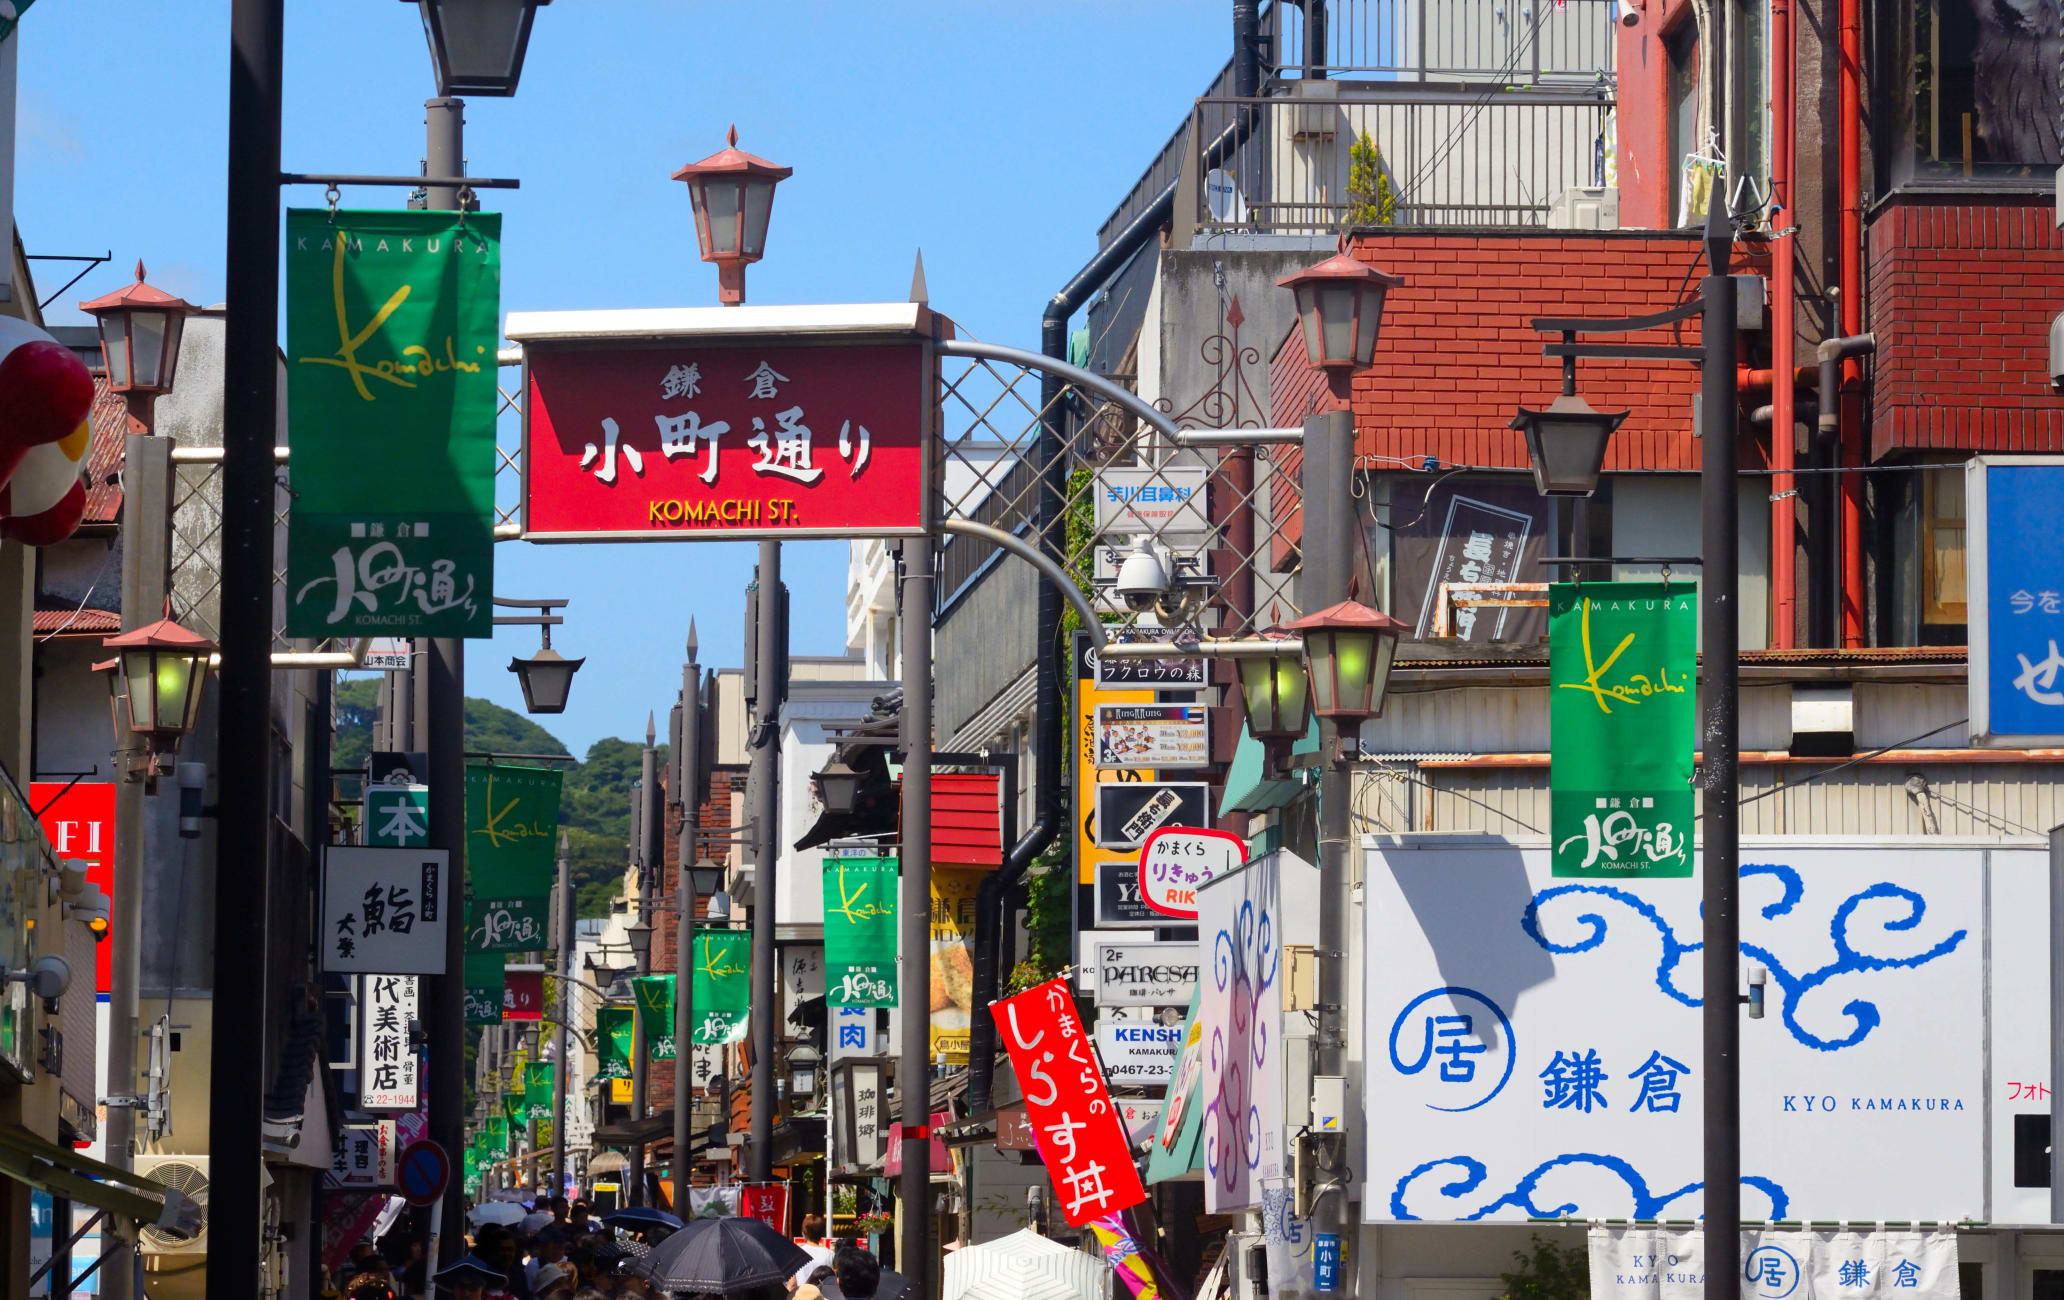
[[95, 616, 217, 784], [79, 261, 196, 434], [1283, 599, 1408, 722], [671, 126, 793, 306], [1277, 239, 1404, 398]]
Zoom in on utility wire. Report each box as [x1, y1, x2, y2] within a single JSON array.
[[1732, 717, 1970, 808]]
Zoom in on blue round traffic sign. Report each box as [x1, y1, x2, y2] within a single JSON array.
[[397, 1139, 450, 1207]]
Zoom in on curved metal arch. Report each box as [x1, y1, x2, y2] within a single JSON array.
[[939, 519, 1106, 651]]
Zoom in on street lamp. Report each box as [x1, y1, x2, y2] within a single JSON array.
[[690, 860, 726, 898], [403, 0, 553, 97], [671, 127, 793, 306], [1511, 393, 1628, 498], [1277, 240, 1404, 397], [811, 756, 865, 816], [1284, 600, 1407, 721], [1234, 634, 1312, 743], [625, 915, 654, 967], [79, 262, 195, 431], [787, 1043, 822, 1104], [508, 632, 583, 714], [95, 617, 216, 782]]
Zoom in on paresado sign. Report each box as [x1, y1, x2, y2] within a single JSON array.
[[510, 305, 939, 542]]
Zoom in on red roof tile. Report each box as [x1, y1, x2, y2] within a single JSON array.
[[34, 608, 119, 637], [80, 379, 125, 527]]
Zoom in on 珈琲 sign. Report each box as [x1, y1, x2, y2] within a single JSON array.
[[512, 304, 937, 542]]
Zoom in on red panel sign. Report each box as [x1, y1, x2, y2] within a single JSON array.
[[739, 1181, 791, 1235], [503, 968, 544, 1021], [523, 341, 929, 540], [991, 978, 1147, 1226], [32, 782, 114, 993]]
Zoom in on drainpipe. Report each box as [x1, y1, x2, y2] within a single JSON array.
[[1234, 0, 1262, 98], [1838, 0, 1866, 646], [1818, 332, 1877, 646], [1770, 0, 1797, 648]]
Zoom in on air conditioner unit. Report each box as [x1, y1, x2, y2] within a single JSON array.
[[1547, 185, 1621, 230], [135, 1155, 210, 1258]]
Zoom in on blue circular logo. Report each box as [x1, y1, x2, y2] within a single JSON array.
[[1387, 986, 1515, 1112], [1744, 1246, 1801, 1299]]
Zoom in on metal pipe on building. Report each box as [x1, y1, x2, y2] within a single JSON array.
[[1769, 0, 1798, 648], [897, 536, 935, 1298], [749, 542, 784, 1185], [1837, 0, 1866, 647], [213, 3, 283, 1293], [1815, 333, 1877, 648]]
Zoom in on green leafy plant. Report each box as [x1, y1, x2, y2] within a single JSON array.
[[1497, 1234, 1590, 1300], [1346, 130, 1398, 228]]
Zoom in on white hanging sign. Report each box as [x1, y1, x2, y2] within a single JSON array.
[[1589, 1226, 1960, 1300], [358, 974, 420, 1111], [320, 846, 451, 975]]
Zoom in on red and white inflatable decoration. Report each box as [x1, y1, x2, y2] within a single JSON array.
[[0, 316, 94, 546]]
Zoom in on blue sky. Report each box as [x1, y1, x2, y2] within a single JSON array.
[[15, 2, 1226, 756]]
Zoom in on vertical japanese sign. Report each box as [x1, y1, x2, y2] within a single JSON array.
[[523, 1061, 554, 1122], [1548, 582, 1696, 879], [365, 784, 430, 848], [502, 966, 545, 1021], [992, 977, 1147, 1226], [824, 853, 897, 1006], [465, 764, 563, 952], [1197, 854, 1287, 1212], [633, 974, 677, 1061], [1969, 459, 2064, 745], [463, 950, 504, 1025], [320, 846, 450, 974], [930, 868, 983, 1065], [31, 781, 114, 993], [596, 1006, 634, 1080], [358, 974, 420, 1110], [284, 209, 499, 637], [1075, 631, 1156, 885], [739, 1183, 792, 1236], [518, 334, 931, 540], [691, 931, 752, 1045]]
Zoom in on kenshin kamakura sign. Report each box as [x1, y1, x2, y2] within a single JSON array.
[[512, 306, 938, 541], [1548, 582, 1696, 879], [285, 210, 500, 638]]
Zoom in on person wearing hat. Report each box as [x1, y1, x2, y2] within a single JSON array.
[[433, 1257, 510, 1300], [532, 1262, 577, 1300], [344, 1272, 397, 1300]]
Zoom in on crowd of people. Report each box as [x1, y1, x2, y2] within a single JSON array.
[[329, 1198, 886, 1300]]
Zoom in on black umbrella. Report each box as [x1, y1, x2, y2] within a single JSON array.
[[873, 1267, 912, 1300], [641, 1216, 812, 1294]]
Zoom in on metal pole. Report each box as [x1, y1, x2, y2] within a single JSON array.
[[749, 542, 785, 1184], [422, 93, 471, 1264], [638, 719, 662, 1199], [673, 630, 702, 1212], [897, 537, 934, 1298], [630, 742, 654, 1205], [104, 433, 169, 1300], [553, 834, 572, 1199], [1699, 217, 1742, 1300], [1301, 407, 1356, 1287], [215, 4, 281, 1296]]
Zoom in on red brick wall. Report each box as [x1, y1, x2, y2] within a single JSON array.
[[1868, 196, 2064, 458]]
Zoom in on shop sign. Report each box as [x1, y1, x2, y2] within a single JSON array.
[[1968, 458, 2064, 745], [1095, 704, 1209, 770], [1094, 465, 1211, 537], [365, 784, 429, 848], [31, 781, 114, 993], [1093, 862, 1161, 928], [823, 853, 898, 1006], [1117, 1099, 1165, 1144], [992, 978, 1147, 1225], [739, 1183, 791, 1235], [331, 1120, 398, 1189], [364, 638, 413, 670], [1198, 852, 1292, 1211], [1589, 1225, 1960, 1300], [320, 846, 449, 975], [1096, 1019, 1182, 1084], [519, 331, 931, 541], [358, 974, 420, 1110], [1075, 628, 1155, 885], [1092, 642, 1209, 689], [503, 965, 545, 1022], [1095, 783, 1210, 850], [1092, 941, 1199, 1007], [1138, 826, 1248, 919]]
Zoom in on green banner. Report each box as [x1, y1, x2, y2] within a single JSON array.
[[284, 208, 500, 638], [596, 1005, 634, 1079], [465, 764, 564, 952], [691, 930, 752, 1046], [464, 950, 505, 1025], [1549, 581, 1697, 878], [823, 854, 898, 1007], [633, 975, 678, 1061], [483, 1115, 509, 1155], [502, 1091, 524, 1130], [523, 1061, 554, 1122], [464, 1144, 483, 1187]]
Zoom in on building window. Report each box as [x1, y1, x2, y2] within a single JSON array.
[[1896, 0, 2062, 184], [1920, 465, 1967, 629]]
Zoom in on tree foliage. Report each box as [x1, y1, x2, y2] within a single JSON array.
[[1498, 1235, 1589, 1300], [1347, 131, 1398, 228]]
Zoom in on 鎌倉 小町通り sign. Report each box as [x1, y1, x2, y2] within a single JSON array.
[[823, 851, 898, 1007], [510, 305, 938, 541], [1967, 458, 2064, 746], [1095, 703, 1209, 770], [1548, 581, 1695, 879], [285, 210, 500, 638], [465, 763, 563, 952], [320, 846, 449, 975], [691, 930, 752, 1045]]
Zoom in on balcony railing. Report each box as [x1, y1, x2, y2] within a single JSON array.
[[1268, 0, 1618, 85], [1187, 84, 1612, 233]]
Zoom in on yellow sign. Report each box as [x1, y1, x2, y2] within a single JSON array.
[[929, 867, 984, 1064], [1075, 635, 1154, 883], [609, 1077, 632, 1105]]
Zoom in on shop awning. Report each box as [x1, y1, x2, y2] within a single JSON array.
[[1218, 718, 1320, 815], [0, 1123, 201, 1234]]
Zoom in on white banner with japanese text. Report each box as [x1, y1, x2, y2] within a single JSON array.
[[1589, 1226, 1959, 1300], [321, 846, 450, 975], [359, 974, 420, 1111]]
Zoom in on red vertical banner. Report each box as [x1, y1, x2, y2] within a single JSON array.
[[503, 967, 545, 1021], [991, 978, 1147, 1226], [32, 782, 115, 993], [739, 1182, 791, 1235]]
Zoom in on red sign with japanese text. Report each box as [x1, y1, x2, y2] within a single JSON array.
[[32, 782, 115, 993], [991, 977, 1147, 1226], [503, 967, 544, 1021], [739, 1182, 791, 1235], [522, 341, 929, 540]]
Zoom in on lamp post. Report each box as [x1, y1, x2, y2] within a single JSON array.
[[1276, 240, 1405, 1293], [1516, 203, 1744, 1300], [811, 757, 865, 816], [79, 262, 196, 436], [494, 597, 583, 714], [672, 623, 711, 1212], [625, 905, 653, 1206], [671, 127, 792, 307], [403, 0, 552, 96]]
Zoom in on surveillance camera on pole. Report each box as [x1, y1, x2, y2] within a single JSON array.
[[1113, 540, 1173, 614]]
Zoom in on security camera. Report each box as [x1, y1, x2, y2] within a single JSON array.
[[10, 953, 71, 1008], [1113, 541, 1172, 614]]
